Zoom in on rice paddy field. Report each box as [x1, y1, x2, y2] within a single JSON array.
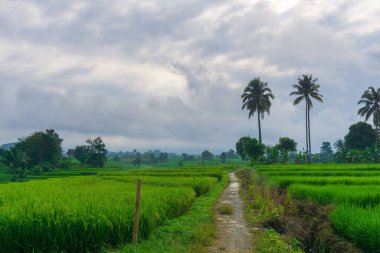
[[0, 164, 229, 252], [256, 164, 380, 252]]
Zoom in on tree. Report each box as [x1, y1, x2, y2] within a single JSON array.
[[276, 137, 297, 164], [277, 137, 297, 154], [241, 77, 274, 143], [243, 137, 265, 162], [17, 129, 63, 169], [133, 152, 141, 167], [226, 149, 237, 159], [66, 149, 75, 158], [345, 122, 376, 150], [73, 145, 89, 165], [220, 152, 227, 163], [290, 74, 323, 163], [201, 150, 214, 160], [358, 87, 380, 154], [263, 146, 280, 164], [236, 136, 252, 160], [333, 139, 346, 163], [1, 146, 29, 180], [73, 137, 108, 167], [159, 152, 168, 162], [86, 137, 108, 167], [319, 141, 334, 163]]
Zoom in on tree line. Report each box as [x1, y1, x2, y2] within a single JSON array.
[[241, 74, 380, 163], [0, 130, 108, 181]]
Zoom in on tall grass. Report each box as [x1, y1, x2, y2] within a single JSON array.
[[266, 176, 380, 187], [288, 184, 380, 206], [256, 164, 380, 172], [330, 205, 380, 252], [100, 175, 218, 196], [0, 176, 196, 252]]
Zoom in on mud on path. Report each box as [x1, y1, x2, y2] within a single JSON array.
[[208, 172, 252, 253]]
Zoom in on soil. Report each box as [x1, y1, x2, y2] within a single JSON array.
[[208, 172, 252, 253]]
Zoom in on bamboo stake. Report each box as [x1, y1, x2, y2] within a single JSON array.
[[132, 179, 142, 245]]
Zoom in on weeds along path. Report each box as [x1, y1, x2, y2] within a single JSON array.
[[208, 172, 252, 253]]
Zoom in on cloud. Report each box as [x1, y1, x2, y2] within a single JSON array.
[[0, 0, 379, 153]]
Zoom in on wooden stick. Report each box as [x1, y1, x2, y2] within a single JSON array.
[[132, 179, 142, 245]]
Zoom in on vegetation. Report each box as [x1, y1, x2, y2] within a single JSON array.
[[235, 136, 265, 163], [74, 137, 108, 167], [252, 164, 380, 252], [0, 165, 228, 252], [241, 77, 274, 143], [219, 203, 233, 214], [290, 74, 323, 163], [344, 122, 376, 150], [357, 86, 380, 154]]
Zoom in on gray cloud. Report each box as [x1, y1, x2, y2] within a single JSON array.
[[0, 0, 379, 153]]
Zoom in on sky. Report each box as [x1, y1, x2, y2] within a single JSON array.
[[0, 0, 379, 153]]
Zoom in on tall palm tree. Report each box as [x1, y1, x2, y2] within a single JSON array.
[[358, 87, 380, 152], [290, 74, 323, 163], [241, 77, 274, 143]]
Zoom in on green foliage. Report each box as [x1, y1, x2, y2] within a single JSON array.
[[244, 137, 265, 162], [255, 229, 302, 253], [0, 165, 227, 252], [290, 74, 323, 163], [17, 129, 63, 169], [345, 122, 376, 150], [256, 164, 380, 252], [236, 136, 251, 159], [241, 77, 274, 143], [74, 137, 108, 167], [319, 141, 334, 163], [263, 146, 280, 164], [277, 137, 297, 153], [86, 137, 108, 167], [289, 184, 380, 206], [1, 146, 29, 180], [201, 150, 214, 160], [219, 203, 233, 214], [331, 205, 380, 252], [219, 152, 227, 163], [117, 171, 228, 253]]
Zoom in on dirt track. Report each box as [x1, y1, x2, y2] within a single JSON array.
[[208, 172, 252, 253]]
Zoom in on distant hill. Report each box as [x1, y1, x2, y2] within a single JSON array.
[[0, 142, 16, 150]]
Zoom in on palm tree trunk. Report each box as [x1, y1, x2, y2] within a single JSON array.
[[375, 118, 379, 162], [308, 102, 312, 163], [258, 111, 262, 143], [305, 101, 309, 163]]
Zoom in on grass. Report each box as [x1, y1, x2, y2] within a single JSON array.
[[112, 172, 229, 253], [219, 203, 233, 214], [266, 175, 380, 188], [288, 184, 380, 206], [254, 164, 380, 252], [0, 176, 197, 252], [330, 205, 380, 252], [0, 164, 230, 252]]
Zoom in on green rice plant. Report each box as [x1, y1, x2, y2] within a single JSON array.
[[266, 176, 380, 188], [0, 176, 196, 252], [288, 184, 380, 206], [261, 170, 380, 177], [330, 205, 380, 252], [256, 164, 380, 172], [100, 175, 218, 196]]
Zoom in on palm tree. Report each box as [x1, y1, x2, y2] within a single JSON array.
[[290, 74, 323, 163], [241, 77, 274, 143], [358, 87, 380, 153], [1, 147, 29, 178]]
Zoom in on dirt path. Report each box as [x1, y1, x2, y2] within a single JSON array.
[[208, 172, 252, 253]]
